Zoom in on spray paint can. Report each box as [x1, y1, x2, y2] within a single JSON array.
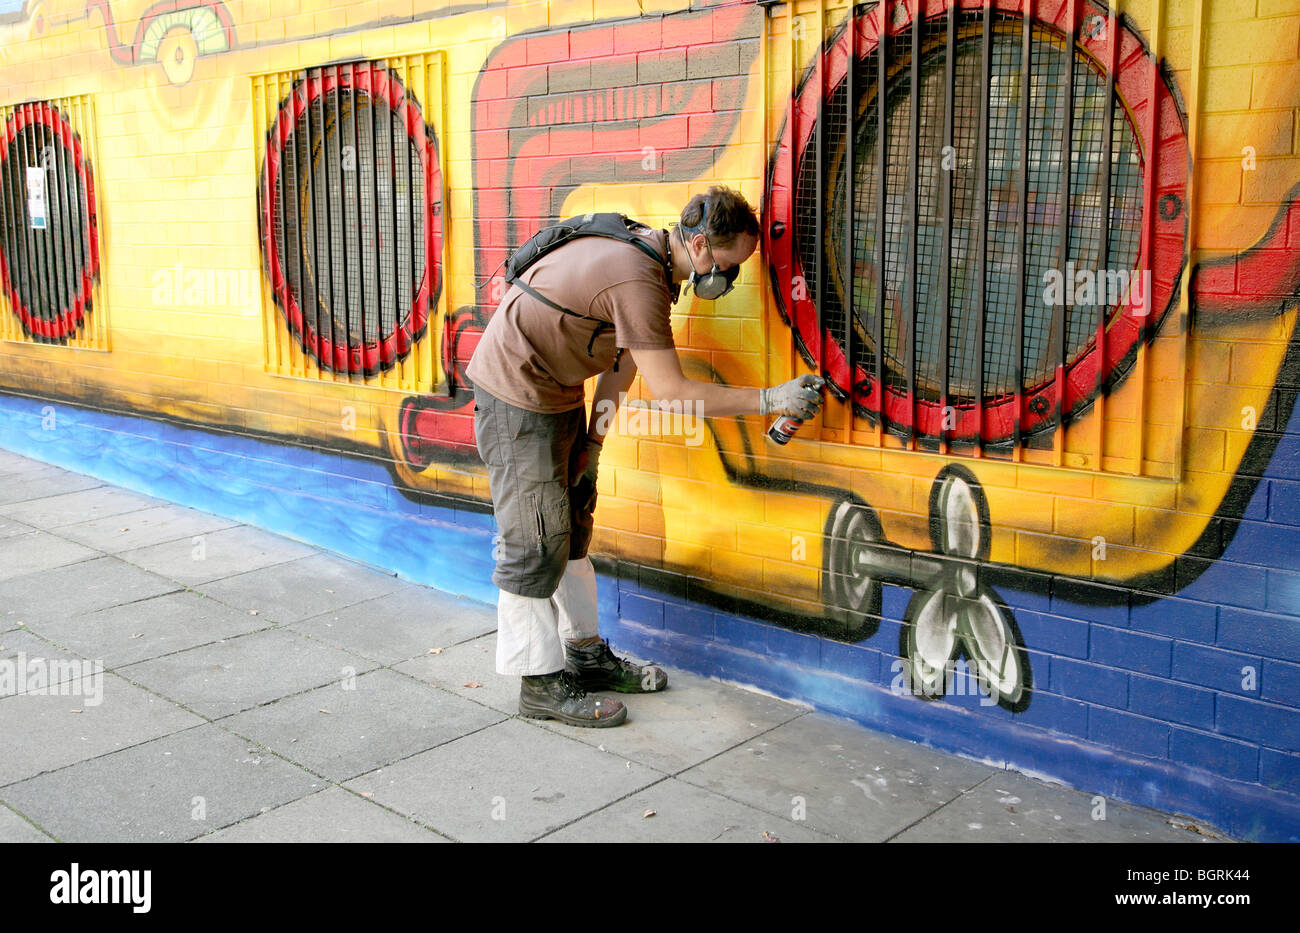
[[767, 415, 804, 445]]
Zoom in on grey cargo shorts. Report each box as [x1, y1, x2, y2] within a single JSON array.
[[473, 384, 595, 598]]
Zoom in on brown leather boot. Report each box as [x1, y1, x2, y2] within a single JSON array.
[[518, 670, 628, 727]]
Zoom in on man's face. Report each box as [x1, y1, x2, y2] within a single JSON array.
[[688, 231, 759, 275]]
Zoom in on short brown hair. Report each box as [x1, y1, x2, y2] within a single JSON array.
[[680, 185, 759, 249]]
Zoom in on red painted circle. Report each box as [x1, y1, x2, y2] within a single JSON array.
[[260, 63, 444, 375], [0, 102, 100, 341], [764, 0, 1189, 444]]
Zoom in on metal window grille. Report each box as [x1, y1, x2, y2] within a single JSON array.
[[253, 53, 447, 391], [769, 2, 1183, 477], [0, 95, 107, 350]]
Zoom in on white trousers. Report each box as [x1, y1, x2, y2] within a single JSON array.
[[496, 557, 601, 675]]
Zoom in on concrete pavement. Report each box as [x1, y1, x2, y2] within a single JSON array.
[[0, 447, 1228, 842]]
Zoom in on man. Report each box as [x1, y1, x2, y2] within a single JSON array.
[[466, 186, 824, 727]]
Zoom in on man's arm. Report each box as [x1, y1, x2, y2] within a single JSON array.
[[586, 355, 640, 443]]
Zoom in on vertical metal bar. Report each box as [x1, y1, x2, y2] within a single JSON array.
[[270, 74, 288, 375], [254, 75, 272, 374], [1, 105, 29, 342], [938, 0, 955, 455], [20, 105, 45, 340], [40, 104, 67, 341], [392, 57, 407, 391], [1092, 1, 1118, 471], [302, 68, 321, 378], [0, 105, 10, 337], [388, 63, 400, 393], [1132, 0, 1162, 475], [404, 58, 418, 392], [974, 4, 992, 456], [414, 56, 430, 393], [48, 102, 73, 342], [844, 3, 856, 441], [56, 101, 78, 342], [76, 93, 103, 349], [369, 62, 382, 383], [905, 0, 921, 450], [787, 6, 797, 387], [16, 105, 40, 339], [22, 105, 53, 342], [62, 96, 82, 345], [70, 94, 99, 348], [335, 64, 352, 379], [1173, 0, 1202, 479], [349, 61, 366, 384], [435, 54, 450, 395], [0, 105, 19, 341], [761, 5, 771, 422], [320, 65, 339, 382], [1014, 0, 1031, 462], [815, 0, 827, 417], [288, 72, 308, 379], [875, 0, 888, 445], [62, 98, 87, 341], [1051, 0, 1076, 466]]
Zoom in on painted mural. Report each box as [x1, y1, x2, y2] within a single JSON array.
[[0, 0, 1298, 839]]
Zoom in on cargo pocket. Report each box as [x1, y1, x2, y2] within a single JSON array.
[[526, 492, 546, 552], [544, 490, 572, 541]]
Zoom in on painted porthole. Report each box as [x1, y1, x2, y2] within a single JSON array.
[[0, 102, 100, 341], [260, 63, 444, 375]]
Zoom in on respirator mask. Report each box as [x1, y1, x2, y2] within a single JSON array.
[[676, 221, 739, 301]]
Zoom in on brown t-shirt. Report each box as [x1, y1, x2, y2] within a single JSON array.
[[466, 224, 676, 413]]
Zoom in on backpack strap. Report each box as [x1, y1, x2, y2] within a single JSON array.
[[511, 279, 611, 358], [507, 215, 668, 362]]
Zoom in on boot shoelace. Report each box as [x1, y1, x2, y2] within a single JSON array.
[[555, 670, 590, 700], [582, 640, 633, 671]]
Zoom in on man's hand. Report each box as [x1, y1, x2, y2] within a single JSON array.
[[570, 438, 602, 514], [761, 374, 826, 419]]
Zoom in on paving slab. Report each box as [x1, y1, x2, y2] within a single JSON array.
[[118, 628, 381, 719], [0, 802, 53, 842], [533, 668, 806, 774], [0, 450, 44, 474], [0, 557, 183, 627], [0, 515, 35, 540], [1, 723, 325, 842], [0, 486, 163, 528], [394, 632, 518, 716], [54, 505, 241, 554], [0, 628, 97, 693], [36, 590, 273, 669], [0, 531, 101, 582], [220, 669, 505, 782], [0, 471, 103, 505], [540, 777, 839, 843], [0, 672, 203, 785], [291, 585, 498, 665], [889, 769, 1217, 843], [117, 524, 318, 586], [344, 718, 662, 842], [193, 552, 407, 624], [678, 711, 994, 842], [194, 787, 446, 843]]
